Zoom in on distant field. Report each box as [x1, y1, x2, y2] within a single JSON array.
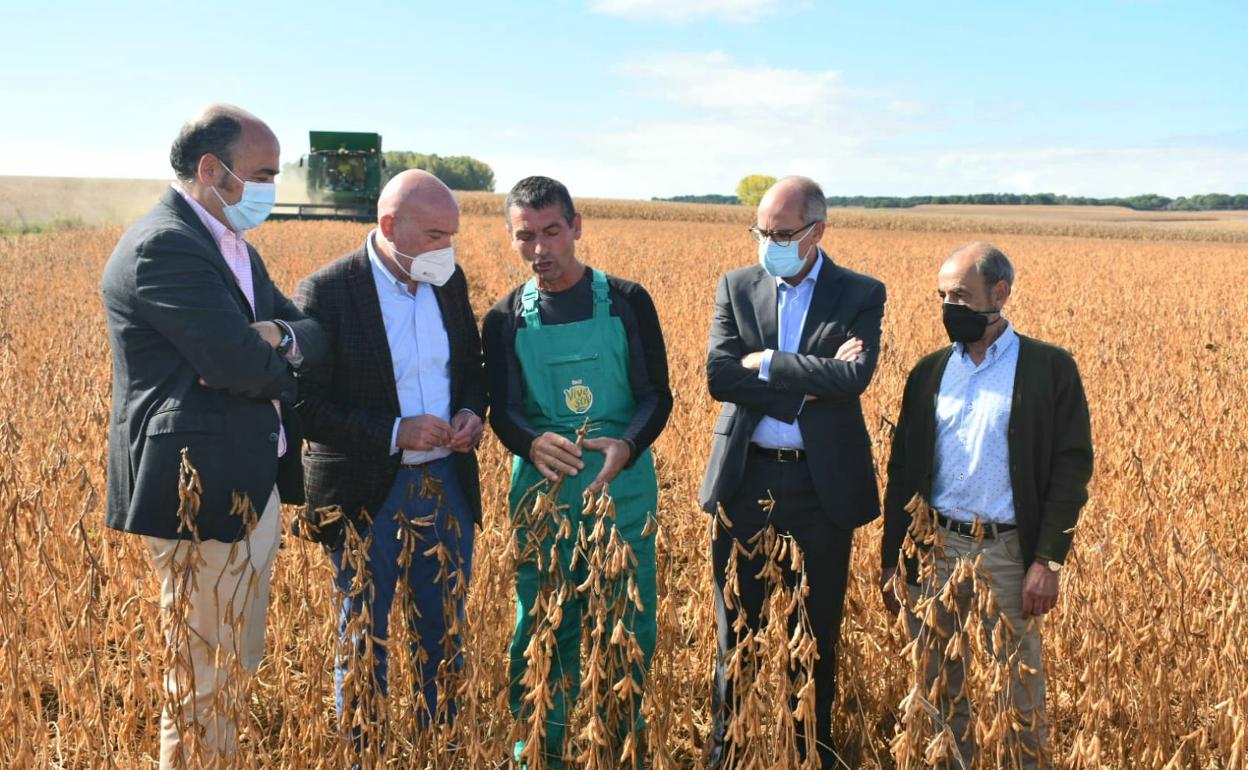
[[900, 203, 1248, 232], [0, 176, 171, 227], [0, 175, 309, 229], [4, 177, 1247, 242], [902, 203, 1248, 224]]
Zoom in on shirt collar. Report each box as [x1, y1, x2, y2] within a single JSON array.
[[174, 183, 243, 247], [954, 320, 1017, 362], [366, 229, 413, 294], [775, 247, 824, 290]]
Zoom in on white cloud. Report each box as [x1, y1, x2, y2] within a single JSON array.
[[616, 52, 848, 114], [560, 51, 920, 197], [589, 0, 790, 23], [515, 51, 1244, 200]]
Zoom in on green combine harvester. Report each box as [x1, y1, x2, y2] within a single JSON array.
[[270, 131, 383, 222]]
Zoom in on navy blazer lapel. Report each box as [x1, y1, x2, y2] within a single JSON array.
[[750, 268, 779, 349], [164, 188, 257, 321], [800, 253, 844, 351], [348, 247, 400, 413]]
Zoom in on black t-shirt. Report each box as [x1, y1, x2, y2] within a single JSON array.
[[482, 266, 672, 461]]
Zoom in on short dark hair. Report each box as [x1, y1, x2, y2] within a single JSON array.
[[169, 109, 243, 182], [504, 176, 576, 228]]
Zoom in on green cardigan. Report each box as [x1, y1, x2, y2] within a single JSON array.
[[881, 333, 1093, 573]]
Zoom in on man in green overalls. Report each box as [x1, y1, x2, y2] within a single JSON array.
[[482, 176, 672, 768]]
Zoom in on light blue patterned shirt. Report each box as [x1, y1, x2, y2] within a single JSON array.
[[931, 322, 1019, 523], [752, 254, 823, 449]]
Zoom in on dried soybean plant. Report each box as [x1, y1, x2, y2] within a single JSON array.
[[321, 463, 483, 769], [710, 497, 821, 770], [508, 418, 657, 769], [386, 467, 474, 766], [152, 450, 273, 770], [887, 494, 1048, 770]]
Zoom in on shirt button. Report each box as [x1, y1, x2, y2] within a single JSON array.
[[269, 432, 279, 443], [958, 473, 965, 480]]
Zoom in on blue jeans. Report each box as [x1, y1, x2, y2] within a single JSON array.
[[331, 457, 474, 734]]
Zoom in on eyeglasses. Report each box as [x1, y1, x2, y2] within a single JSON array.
[[748, 220, 819, 247]]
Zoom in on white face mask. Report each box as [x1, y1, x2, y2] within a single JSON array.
[[394, 244, 456, 286], [211, 162, 276, 232]]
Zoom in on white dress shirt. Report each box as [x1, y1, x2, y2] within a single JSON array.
[[751, 253, 823, 450], [366, 231, 454, 465], [931, 322, 1020, 523]]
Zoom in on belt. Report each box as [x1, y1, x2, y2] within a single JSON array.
[[400, 455, 449, 470], [750, 444, 806, 463], [936, 512, 1016, 539]]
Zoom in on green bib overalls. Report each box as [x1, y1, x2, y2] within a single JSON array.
[[507, 270, 657, 766]]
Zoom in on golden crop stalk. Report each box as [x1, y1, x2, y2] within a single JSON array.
[[0, 211, 1245, 769]]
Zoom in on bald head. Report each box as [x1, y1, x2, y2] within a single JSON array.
[[377, 169, 458, 222], [938, 241, 1014, 315], [759, 176, 828, 224], [376, 169, 460, 270], [942, 242, 1015, 290]]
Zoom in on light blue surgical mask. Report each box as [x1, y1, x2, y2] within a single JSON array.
[[758, 225, 816, 278], [211, 162, 276, 232]]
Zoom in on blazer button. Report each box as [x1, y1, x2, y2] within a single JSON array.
[[269, 432, 279, 443]]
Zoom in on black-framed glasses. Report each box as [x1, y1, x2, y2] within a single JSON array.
[[748, 220, 818, 247]]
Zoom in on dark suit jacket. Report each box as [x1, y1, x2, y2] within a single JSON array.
[[880, 334, 1093, 575], [292, 245, 486, 547], [101, 187, 326, 542], [700, 252, 887, 530]]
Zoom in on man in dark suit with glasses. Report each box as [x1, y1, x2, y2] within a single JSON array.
[[701, 175, 887, 769]]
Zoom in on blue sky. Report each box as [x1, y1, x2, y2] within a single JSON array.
[[1, 0, 1244, 199]]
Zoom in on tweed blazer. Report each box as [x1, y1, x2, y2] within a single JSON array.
[[293, 245, 486, 546]]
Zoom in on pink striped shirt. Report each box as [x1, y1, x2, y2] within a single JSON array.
[[175, 185, 287, 457]]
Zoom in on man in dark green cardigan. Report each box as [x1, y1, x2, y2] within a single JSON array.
[[880, 242, 1093, 770]]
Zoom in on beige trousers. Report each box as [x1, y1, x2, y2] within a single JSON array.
[[144, 487, 281, 770], [907, 526, 1048, 770]]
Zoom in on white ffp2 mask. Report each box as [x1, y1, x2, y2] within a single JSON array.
[[395, 245, 456, 286]]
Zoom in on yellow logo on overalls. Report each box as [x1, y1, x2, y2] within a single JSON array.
[[564, 380, 593, 414]]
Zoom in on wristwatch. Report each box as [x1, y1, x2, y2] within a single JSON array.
[[274, 321, 295, 358], [1044, 560, 1063, 573]]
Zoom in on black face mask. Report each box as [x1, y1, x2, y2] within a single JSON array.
[[942, 302, 999, 343]]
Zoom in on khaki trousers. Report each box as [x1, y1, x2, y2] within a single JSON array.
[[144, 487, 281, 770], [907, 527, 1048, 770]]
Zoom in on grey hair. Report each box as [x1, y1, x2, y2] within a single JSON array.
[[779, 176, 828, 223], [951, 241, 1015, 288], [976, 245, 1015, 288]]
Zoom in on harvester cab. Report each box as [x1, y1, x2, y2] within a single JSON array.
[[269, 131, 383, 222]]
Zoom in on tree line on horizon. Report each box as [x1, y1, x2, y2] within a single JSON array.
[[657, 183, 1248, 212], [280, 152, 496, 192], [383, 152, 495, 192]]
